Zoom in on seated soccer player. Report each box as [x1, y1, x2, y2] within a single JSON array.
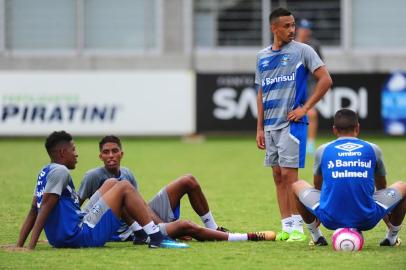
[[78, 135, 275, 243], [292, 109, 406, 246], [16, 131, 185, 250]]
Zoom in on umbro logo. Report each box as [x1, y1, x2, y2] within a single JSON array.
[[335, 142, 363, 152], [261, 60, 270, 67]]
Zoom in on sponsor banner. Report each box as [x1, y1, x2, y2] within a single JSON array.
[[197, 73, 388, 132], [0, 71, 195, 136]]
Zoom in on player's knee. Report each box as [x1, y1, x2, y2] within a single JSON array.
[[292, 180, 307, 195], [103, 178, 119, 187], [273, 176, 284, 186], [117, 180, 134, 192], [178, 220, 198, 233], [181, 174, 200, 191], [392, 181, 406, 196]]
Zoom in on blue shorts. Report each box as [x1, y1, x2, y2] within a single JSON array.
[[299, 187, 402, 231], [79, 199, 122, 247]]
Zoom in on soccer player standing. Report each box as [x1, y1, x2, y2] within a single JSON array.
[[255, 8, 332, 242]]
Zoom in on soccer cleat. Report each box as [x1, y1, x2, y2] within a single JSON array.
[[149, 238, 190, 249], [379, 237, 401, 247], [308, 236, 328, 246], [216, 226, 230, 232], [133, 236, 150, 245], [247, 231, 276, 241], [286, 230, 307, 242], [275, 231, 290, 241]]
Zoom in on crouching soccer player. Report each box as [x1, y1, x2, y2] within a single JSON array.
[[16, 131, 186, 250], [78, 135, 275, 243], [292, 109, 406, 246]]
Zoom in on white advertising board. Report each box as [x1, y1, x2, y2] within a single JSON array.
[[0, 71, 195, 136]]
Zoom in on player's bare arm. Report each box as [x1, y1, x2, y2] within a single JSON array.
[[16, 197, 38, 248], [374, 175, 387, 190], [256, 87, 265, 149], [287, 66, 332, 122], [28, 193, 59, 250], [314, 175, 323, 190]]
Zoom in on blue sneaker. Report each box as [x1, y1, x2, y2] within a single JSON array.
[[149, 239, 189, 249]]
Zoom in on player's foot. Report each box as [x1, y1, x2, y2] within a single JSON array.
[[247, 231, 276, 241], [308, 236, 328, 246], [286, 230, 307, 242], [379, 237, 401, 247], [216, 226, 229, 232], [275, 231, 290, 241], [133, 229, 149, 245], [133, 236, 150, 245], [149, 238, 190, 249]]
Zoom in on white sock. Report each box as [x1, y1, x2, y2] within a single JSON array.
[[305, 219, 322, 241], [130, 221, 143, 232], [228, 233, 248, 242], [386, 223, 402, 245], [292, 214, 304, 233], [142, 221, 160, 235], [200, 211, 218, 230], [82, 190, 101, 213], [282, 217, 294, 233]]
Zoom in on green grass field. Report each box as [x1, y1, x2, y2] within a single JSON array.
[[0, 135, 405, 270]]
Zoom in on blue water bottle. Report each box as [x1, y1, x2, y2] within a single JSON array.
[[381, 71, 406, 135]]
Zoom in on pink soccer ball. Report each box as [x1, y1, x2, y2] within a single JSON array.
[[332, 228, 364, 251]]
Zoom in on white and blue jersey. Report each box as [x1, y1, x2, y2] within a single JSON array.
[[35, 163, 85, 247], [255, 41, 324, 131], [314, 137, 387, 229]]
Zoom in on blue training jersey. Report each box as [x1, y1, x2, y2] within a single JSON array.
[[314, 137, 386, 229], [35, 163, 85, 247], [255, 41, 324, 131]]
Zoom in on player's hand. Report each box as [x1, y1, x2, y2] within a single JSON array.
[[256, 130, 265, 150], [1, 244, 31, 252], [287, 107, 307, 122]]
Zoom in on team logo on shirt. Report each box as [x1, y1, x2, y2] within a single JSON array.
[[335, 142, 363, 152], [261, 60, 270, 68], [280, 54, 290, 66]]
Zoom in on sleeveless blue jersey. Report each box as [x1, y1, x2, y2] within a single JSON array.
[[35, 164, 85, 247], [316, 138, 380, 229]]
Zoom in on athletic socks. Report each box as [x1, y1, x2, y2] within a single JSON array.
[[292, 214, 304, 233], [305, 219, 323, 241], [386, 223, 402, 245], [130, 221, 148, 241], [282, 217, 294, 233], [227, 233, 248, 242], [200, 211, 218, 230]]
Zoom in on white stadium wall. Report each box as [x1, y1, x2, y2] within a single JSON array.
[[0, 71, 195, 136]]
